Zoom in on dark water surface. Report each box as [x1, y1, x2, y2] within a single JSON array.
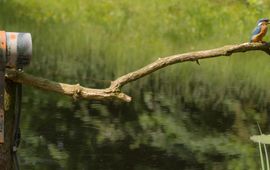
[[17, 84, 262, 170]]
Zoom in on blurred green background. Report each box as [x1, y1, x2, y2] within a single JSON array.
[[1, 0, 270, 169]]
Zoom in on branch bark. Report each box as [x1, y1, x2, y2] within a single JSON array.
[[5, 69, 132, 102], [5, 42, 270, 102]]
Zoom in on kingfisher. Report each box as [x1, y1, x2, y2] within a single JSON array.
[[250, 18, 270, 43]]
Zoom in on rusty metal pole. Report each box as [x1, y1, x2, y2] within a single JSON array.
[[0, 80, 16, 169]]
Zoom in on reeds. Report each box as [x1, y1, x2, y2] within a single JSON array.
[[250, 123, 270, 170]]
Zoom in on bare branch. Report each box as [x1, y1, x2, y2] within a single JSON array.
[[5, 42, 270, 102], [5, 69, 132, 102], [110, 42, 270, 89]]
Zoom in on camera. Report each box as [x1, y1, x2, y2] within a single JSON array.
[[0, 31, 32, 68]]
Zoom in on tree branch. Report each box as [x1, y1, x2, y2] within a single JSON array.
[[110, 42, 270, 89], [5, 69, 132, 102], [5, 42, 270, 102]]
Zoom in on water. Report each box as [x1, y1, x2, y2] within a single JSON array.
[[16, 85, 261, 170]]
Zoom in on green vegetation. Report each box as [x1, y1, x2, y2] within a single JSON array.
[[1, 0, 270, 169], [250, 124, 270, 170]]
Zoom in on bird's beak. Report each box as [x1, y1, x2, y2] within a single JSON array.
[[268, 21, 270, 24]]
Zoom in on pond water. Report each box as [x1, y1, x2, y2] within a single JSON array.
[[17, 84, 262, 170]]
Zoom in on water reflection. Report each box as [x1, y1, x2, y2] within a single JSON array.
[[17, 85, 262, 170]]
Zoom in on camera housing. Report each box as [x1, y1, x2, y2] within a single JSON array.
[[0, 31, 32, 69]]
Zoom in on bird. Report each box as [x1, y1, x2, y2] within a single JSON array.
[[250, 18, 270, 43]]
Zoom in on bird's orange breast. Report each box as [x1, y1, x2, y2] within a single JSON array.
[[252, 25, 268, 42]]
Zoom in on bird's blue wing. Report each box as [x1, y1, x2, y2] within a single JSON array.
[[250, 25, 261, 42], [252, 25, 261, 35]]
